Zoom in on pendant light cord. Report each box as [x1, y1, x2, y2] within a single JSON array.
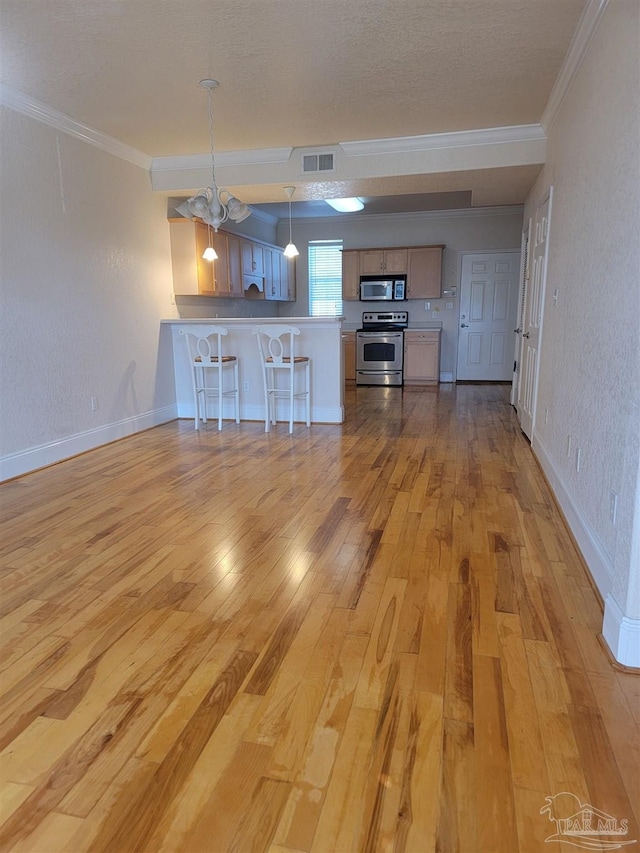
[[208, 86, 217, 191], [289, 195, 293, 244]]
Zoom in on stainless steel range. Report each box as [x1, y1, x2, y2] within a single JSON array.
[[356, 311, 408, 386]]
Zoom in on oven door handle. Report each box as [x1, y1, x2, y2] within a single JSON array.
[[357, 331, 404, 338]]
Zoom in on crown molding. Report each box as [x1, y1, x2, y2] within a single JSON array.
[[0, 83, 152, 170], [340, 124, 546, 157], [288, 204, 524, 227], [152, 147, 293, 174], [540, 0, 610, 131]]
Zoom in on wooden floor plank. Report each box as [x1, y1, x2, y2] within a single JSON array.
[[0, 383, 636, 852]]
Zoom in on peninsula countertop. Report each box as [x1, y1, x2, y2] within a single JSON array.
[[162, 317, 344, 426]]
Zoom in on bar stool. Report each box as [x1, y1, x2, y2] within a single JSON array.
[[254, 325, 311, 434], [179, 325, 240, 430]]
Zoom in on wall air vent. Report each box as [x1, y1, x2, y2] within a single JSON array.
[[302, 152, 335, 174]]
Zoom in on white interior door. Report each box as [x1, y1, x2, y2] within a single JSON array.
[[456, 252, 520, 381], [511, 219, 532, 406], [517, 189, 553, 439]]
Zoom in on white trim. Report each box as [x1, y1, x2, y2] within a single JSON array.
[[603, 593, 640, 668], [152, 147, 294, 174], [0, 83, 152, 170], [286, 205, 524, 229], [340, 124, 546, 157], [532, 434, 613, 600], [540, 0, 610, 131], [439, 372, 454, 383], [0, 405, 177, 483]]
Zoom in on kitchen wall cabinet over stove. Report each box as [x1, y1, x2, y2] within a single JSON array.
[[342, 244, 444, 300], [359, 248, 407, 275]]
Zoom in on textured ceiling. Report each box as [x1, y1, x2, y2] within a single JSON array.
[[0, 0, 587, 210]]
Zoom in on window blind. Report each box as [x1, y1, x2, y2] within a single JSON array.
[[308, 240, 343, 317]]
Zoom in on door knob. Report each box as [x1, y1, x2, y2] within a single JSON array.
[[523, 332, 530, 339], [461, 323, 469, 328], [514, 328, 521, 334]]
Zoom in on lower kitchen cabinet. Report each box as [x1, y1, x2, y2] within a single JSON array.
[[342, 331, 355, 380], [403, 330, 441, 384]]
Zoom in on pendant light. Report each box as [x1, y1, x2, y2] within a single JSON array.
[[176, 79, 251, 233], [202, 224, 218, 262], [283, 186, 299, 258]]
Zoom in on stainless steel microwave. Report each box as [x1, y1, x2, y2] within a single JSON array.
[[359, 276, 406, 301]]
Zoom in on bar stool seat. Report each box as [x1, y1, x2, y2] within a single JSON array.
[[254, 325, 311, 434], [179, 325, 240, 430]]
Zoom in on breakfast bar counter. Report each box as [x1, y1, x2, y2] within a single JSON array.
[[161, 317, 344, 426]]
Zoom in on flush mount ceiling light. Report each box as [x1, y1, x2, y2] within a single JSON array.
[[325, 197, 364, 213], [283, 186, 299, 258], [177, 79, 251, 236]]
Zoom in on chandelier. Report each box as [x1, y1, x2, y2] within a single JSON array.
[[176, 79, 251, 232]]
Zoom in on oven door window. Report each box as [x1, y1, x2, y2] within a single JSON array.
[[363, 341, 396, 363]]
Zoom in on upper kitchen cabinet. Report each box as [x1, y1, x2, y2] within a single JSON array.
[[360, 248, 407, 275], [342, 250, 360, 301], [265, 250, 296, 302], [169, 219, 294, 300], [170, 219, 215, 296], [407, 246, 444, 299]]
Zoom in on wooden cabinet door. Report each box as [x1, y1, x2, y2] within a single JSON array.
[[211, 231, 231, 296], [242, 240, 264, 276], [403, 332, 440, 384], [169, 220, 199, 296], [342, 332, 356, 380], [342, 250, 360, 300], [227, 234, 243, 297], [281, 254, 295, 301], [194, 222, 215, 294], [384, 249, 407, 274], [360, 250, 385, 274], [264, 248, 281, 301], [407, 247, 443, 298]]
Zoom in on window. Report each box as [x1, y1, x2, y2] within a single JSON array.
[[308, 240, 343, 316]]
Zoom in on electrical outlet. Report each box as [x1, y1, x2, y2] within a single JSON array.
[[432, 311, 439, 319], [445, 302, 454, 310], [90, 397, 98, 412], [424, 302, 431, 311], [544, 407, 549, 424], [610, 490, 618, 525], [576, 447, 583, 472], [566, 434, 572, 457]]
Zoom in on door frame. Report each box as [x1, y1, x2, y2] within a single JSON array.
[[454, 248, 522, 382], [516, 187, 553, 439]]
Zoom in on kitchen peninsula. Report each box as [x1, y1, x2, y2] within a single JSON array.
[[162, 317, 344, 426]]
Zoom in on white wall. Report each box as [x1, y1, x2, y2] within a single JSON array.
[[0, 107, 178, 479], [276, 208, 524, 379], [523, 1, 640, 662]]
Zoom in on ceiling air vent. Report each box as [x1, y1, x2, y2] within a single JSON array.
[[302, 152, 335, 174]]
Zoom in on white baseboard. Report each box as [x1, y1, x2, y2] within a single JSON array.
[[603, 593, 640, 668], [440, 372, 454, 383], [532, 435, 613, 600], [531, 436, 640, 667], [0, 405, 178, 482]]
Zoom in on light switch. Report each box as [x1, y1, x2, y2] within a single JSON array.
[[445, 302, 454, 310], [424, 302, 431, 311]]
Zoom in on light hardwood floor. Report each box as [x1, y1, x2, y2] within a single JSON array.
[[1, 384, 638, 853]]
